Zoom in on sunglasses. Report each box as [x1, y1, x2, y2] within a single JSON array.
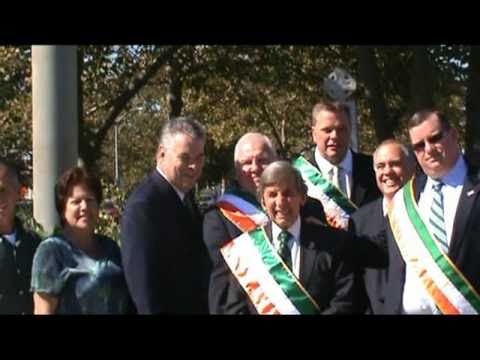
[[412, 130, 448, 152]]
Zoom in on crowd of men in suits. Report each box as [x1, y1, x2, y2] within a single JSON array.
[[2, 100, 479, 314]]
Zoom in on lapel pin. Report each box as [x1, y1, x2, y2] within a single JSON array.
[[467, 189, 475, 197]]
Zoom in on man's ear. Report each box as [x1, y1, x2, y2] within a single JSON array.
[[260, 196, 266, 210], [301, 194, 307, 207], [156, 145, 165, 162]]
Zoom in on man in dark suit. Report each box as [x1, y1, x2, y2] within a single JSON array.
[[348, 139, 416, 314], [220, 161, 355, 314], [382, 109, 480, 314], [294, 101, 380, 229], [0, 157, 41, 314], [204, 133, 328, 314], [121, 115, 210, 314]]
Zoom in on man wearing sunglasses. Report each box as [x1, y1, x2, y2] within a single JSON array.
[[384, 109, 480, 314]]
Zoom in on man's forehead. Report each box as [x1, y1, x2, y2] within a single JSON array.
[[374, 144, 404, 162]]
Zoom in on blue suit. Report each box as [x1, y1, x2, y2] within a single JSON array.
[[121, 170, 210, 314]]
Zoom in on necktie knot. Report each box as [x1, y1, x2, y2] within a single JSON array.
[[432, 180, 444, 192], [278, 230, 291, 248]]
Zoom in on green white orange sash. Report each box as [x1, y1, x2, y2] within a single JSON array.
[[293, 155, 357, 230], [388, 179, 480, 314], [220, 227, 320, 315], [217, 191, 269, 232]]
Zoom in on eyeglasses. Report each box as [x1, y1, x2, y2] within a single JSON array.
[[412, 130, 448, 152]]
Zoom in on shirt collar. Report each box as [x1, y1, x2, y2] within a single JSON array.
[[382, 197, 389, 217], [1, 230, 18, 247], [435, 154, 467, 187], [156, 167, 185, 201], [314, 147, 353, 175], [271, 216, 301, 246]]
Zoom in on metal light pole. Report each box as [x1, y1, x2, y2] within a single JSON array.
[[114, 123, 119, 186], [32, 46, 78, 233], [323, 68, 358, 152]]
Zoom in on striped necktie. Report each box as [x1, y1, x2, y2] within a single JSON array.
[[429, 180, 448, 253], [277, 230, 292, 268], [329, 166, 346, 196]]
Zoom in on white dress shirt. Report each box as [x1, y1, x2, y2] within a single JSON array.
[[402, 155, 466, 315], [314, 147, 353, 199], [271, 217, 301, 278]]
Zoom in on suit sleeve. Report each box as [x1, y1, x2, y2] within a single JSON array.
[[321, 234, 356, 315], [203, 208, 253, 314], [121, 198, 167, 314]]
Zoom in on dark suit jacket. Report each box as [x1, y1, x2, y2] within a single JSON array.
[[303, 148, 381, 208], [215, 220, 355, 314], [380, 163, 480, 314], [121, 170, 211, 314], [0, 219, 41, 314], [348, 199, 389, 314], [204, 195, 327, 314]]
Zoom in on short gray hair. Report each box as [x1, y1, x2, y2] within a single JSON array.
[[233, 132, 277, 164], [373, 139, 415, 170], [258, 161, 307, 201], [159, 115, 206, 149]]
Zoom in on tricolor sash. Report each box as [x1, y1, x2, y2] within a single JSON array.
[[217, 191, 269, 232], [220, 227, 320, 315], [388, 178, 480, 314], [293, 155, 357, 230]]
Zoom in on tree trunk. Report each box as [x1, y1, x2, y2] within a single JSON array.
[[465, 46, 480, 166], [84, 46, 179, 168], [356, 46, 393, 141], [168, 63, 183, 118], [410, 46, 434, 110]]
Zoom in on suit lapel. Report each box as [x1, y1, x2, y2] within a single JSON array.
[[299, 221, 316, 286], [351, 152, 366, 206], [449, 167, 480, 259]]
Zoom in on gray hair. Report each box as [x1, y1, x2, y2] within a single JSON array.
[[257, 161, 307, 201], [159, 115, 206, 149], [233, 132, 277, 164], [373, 139, 415, 170]]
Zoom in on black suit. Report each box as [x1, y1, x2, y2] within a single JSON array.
[[121, 170, 210, 314], [0, 219, 41, 314], [303, 148, 381, 208], [348, 199, 389, 314], [373, 162, 480, 314], [216, 220, 355, 314], [204, 193, 327, 314]]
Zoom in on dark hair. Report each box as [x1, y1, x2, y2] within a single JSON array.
[[258, 161, 307, 201], [0, 156, 20, 186], [311, 100, 350, 126], [55, 166, 102, 225], [408, 109, 452, 131]]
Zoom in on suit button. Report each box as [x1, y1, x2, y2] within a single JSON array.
[[17, 269, 21, 275], [18, 290, 24, 296]]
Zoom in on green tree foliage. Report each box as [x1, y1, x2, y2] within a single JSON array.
[[1, 44, 479, 197]]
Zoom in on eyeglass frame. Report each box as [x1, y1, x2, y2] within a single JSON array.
[[411, 129, 449, 153]]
